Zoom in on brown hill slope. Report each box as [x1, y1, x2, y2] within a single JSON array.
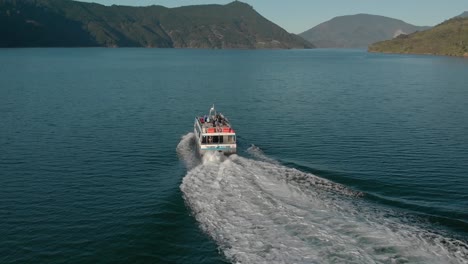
[[369, 17, 468, 57]]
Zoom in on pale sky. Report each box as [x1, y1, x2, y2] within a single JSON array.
[[77, 0, 468, 34]]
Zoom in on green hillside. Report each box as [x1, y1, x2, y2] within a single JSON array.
[[299, 14, 429, 48], [0, 0, 313, 48], [368, 17, 468, 57]]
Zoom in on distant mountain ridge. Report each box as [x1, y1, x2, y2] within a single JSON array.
[[0, 0, 313, 49], [300, 14, 429, 48], [457, 11, 468, 18], [368, 16, 468, 57]]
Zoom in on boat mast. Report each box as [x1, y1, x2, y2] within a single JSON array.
[[208, 104, 216, 118]]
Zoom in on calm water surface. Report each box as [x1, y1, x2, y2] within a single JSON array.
[[1, 48, 467, 263]]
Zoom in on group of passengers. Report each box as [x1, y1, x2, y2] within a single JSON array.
[[203, 114, 226, 128]]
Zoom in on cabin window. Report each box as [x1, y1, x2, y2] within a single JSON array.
[[227, 135, 236, 143], [203, 135, 233, 144]]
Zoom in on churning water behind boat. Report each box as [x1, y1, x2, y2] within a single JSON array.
[[178, 133, 468, 264]]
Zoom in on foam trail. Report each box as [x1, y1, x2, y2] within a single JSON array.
[[246, 145, 280, 165], [176, 132, 201, 170], [178, 133, 468, 264], [247, 144, 362, 197]]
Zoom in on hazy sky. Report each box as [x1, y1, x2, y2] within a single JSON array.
[[77, 0, 468, 33]]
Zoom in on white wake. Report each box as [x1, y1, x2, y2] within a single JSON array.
[[177, 133, 468, 264]]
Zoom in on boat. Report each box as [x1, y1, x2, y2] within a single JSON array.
[[194, 105, 237, 155]]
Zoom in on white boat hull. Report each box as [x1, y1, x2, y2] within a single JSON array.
[[197, 143, 237, 155]]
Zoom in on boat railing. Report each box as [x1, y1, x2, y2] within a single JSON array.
[[196, 116, 235, 134], [203, 126, 235, 134]]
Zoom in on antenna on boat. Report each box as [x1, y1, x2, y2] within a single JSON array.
[[209, 104, 216, 117]]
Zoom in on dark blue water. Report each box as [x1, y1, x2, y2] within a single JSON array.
[[1, 48, 467, 263]]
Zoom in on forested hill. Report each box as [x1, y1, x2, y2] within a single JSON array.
[[0, 0, 313, 49], [368, 17, 468, 57]]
